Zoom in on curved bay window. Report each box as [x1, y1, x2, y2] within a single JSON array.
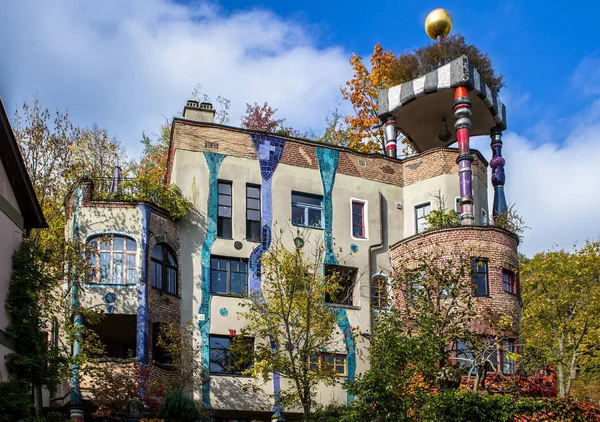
[[151, 244, 178, 295], [87, 235, 137, 284]]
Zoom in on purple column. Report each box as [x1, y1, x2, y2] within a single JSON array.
[[454, 86, 475, 225], [490, 128, 508, 217]]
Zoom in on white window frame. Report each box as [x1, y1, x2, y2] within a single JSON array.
[[414, 202, 431, 234], [350, 198, 368, 240], [371, 273, 392, 310], [291, 191, 324, 229]]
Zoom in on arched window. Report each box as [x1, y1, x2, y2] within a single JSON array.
[[371, 274, 389, 310], [87, 235, 137, 284], [151, 244, 177, 295]]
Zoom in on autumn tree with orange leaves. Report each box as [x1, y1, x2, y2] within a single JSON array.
[[341, 35, 504, 155]]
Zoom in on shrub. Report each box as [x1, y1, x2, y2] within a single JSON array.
[[0, 380, 31, 422], [157, 391, 201, 422]]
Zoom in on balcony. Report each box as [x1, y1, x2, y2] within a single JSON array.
[[82, 177, 191, 219]]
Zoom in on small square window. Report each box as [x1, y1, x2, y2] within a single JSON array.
[[209, 335, 253, 375], [210, 256, 248, 296], [325, 265, 357, 306], [292, 192, 323, 228]]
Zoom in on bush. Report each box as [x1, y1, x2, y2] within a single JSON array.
[[157, 391, 201, 422], [0, 380, 31, 422], [423, 391, 600, 422]]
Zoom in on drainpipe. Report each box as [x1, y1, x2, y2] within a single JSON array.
[[368, 192, 385, 336]]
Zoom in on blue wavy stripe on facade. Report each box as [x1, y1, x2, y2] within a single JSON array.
[[315, 147, 356, 404], [70, 186, 84, 407], [136, 204, 151, 365], [200, 152, 226, 409], [250, 134, 286, 417]]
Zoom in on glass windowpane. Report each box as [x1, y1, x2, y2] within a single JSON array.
[[100, 240, 111, 251], [113, 253, 124, 284], [100, 253, 110, 283], [308, 208, 322, 227], [126, 238, 136, 251], [218, 183, 231, 195], [151, 245, 163, 260], [247, 198, 260, 210], [218, 194, 231, 206], [352, 202, 363, 215], [113, 237, 124, 250], [218, 206, 232, 217], [248, 210, 260, 221], [247, 186, 260, 199], [211, 270, 227, 294], [127, 269, 136, 283], [127, 254, 136, 269], [292, 206, 305, 225], [231, 273, 247, 295], [292, 193, 322, 206]]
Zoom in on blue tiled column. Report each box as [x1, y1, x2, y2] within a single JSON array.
[[250, 134, 286, 418], [199, 152, 226, 408], [316, 147, 356, 404]]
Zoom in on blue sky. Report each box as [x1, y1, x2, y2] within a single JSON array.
[[1, 0, 600, 256]]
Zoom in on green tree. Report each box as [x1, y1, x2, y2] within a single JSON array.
[[342, 35, 504, 154], [521, 241, 600, 397], [391, 240, 475, 368], [422, 190, 459, 231], [344, 311, 440, 422], [235, 234, 346, 421], [5, 241, 67, 415]]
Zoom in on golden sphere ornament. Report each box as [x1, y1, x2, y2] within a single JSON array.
[[425, 8, 453, 40]]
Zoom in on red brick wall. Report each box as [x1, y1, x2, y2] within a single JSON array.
[[390, 227, 520, 335], [169, 120, 488, 188]]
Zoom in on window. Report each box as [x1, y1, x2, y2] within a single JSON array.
[[502, 269, 516, 294], [209, 335, 253, 374], [292, 192, 323, 228], [246, 184, 261, 242], [87, 235, 137, 284], [218, 181, 232, 238], [502, 339, 517, 375], [371, 275, 389, 309], [151, 244, 178, 295], [481, 208, 488, 226], [454, 340, 475, 374], [325, 265, 357, 306], [406, 269, 426, 305], [455, 197, 461, 217], [309, 353, 347, 376], [210, 257, 248, 296], [415, 202, 431, 234], [471, 259, 489, 297], [152, 322, 172, 366], [351, 200, 366, 238]]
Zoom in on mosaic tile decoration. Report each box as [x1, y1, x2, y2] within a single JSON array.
[[315, 147, 356, 404], [200, 152, 226, 408], [250, 134, 287, 418], [136, 204, 151, 365], [70, 186, 84, 407]]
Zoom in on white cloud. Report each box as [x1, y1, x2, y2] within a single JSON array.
[[0, 0, 351, 156], [572, 51, 600, 96], [472, 98, 600, 256], [3, 0, 600, 257]]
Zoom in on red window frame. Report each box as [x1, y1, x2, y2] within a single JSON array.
[[502, 269, 516, 294], [352, 201, 365, 238]]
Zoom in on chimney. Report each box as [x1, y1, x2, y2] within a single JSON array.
[[182, 100, 216, 123]]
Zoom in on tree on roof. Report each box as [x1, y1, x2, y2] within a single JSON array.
[[341, 35, 504, 154]]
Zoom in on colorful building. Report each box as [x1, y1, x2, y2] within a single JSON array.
[[63, 52, 520, 419]]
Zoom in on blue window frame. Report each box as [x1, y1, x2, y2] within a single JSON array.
[[292, 192, 323, 228]]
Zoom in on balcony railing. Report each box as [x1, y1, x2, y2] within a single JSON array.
[[86, 177, 192, 219]]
